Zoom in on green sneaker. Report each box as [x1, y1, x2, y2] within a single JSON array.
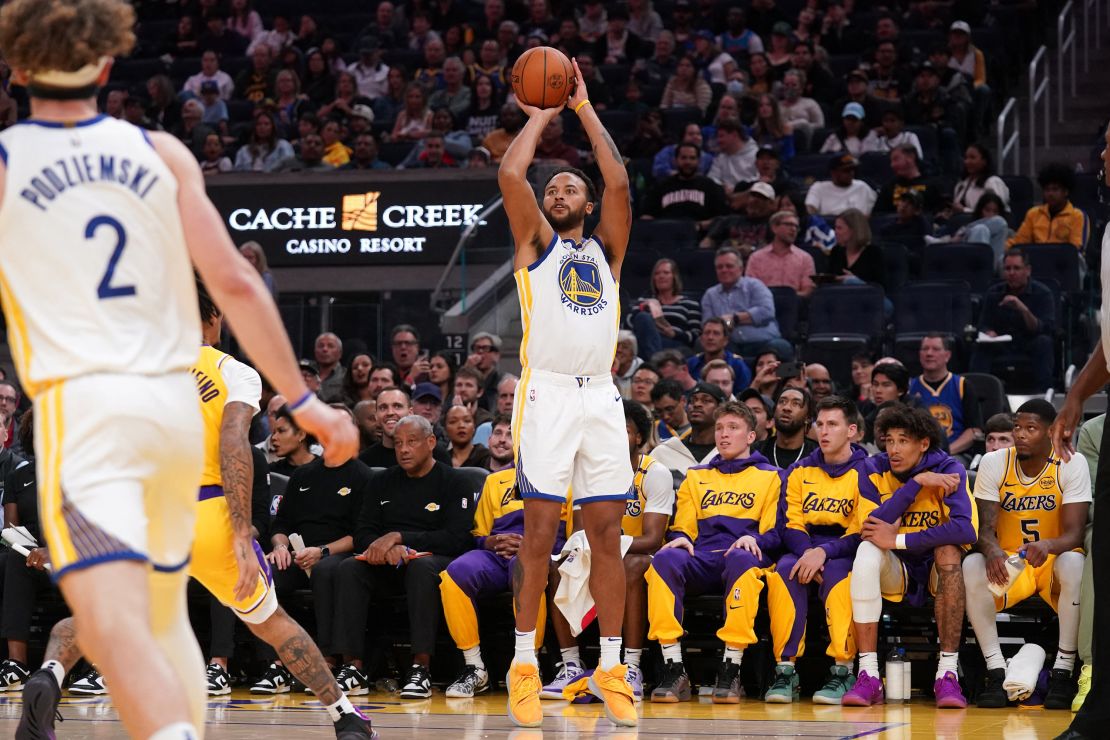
[[764, 664, 800, 703], [813, 665, 857, 705]]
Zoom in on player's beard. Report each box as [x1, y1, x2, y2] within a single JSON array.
[[544, 202, 587, 232]]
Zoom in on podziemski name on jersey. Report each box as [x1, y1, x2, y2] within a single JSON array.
[[700, 489, 756, 509], [802, 492, 854, 516], [19, 154, 160, 212], [1001, 492, 1058, 513]]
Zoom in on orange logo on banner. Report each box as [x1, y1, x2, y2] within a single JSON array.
[[342, 191, 380, 231]]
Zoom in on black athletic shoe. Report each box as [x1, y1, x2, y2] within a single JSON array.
[[334, 710, 377, 739], [400, 664, 432, 699], [1045, 668, 1077, 710], [713, 660, 743, 704], [650, 660, 692, 703], [251, 662, 293, 694], [206, 663, 232, 696], [0, 659, 30, 692], [15, 669, 62, 740], [976, 668, 1008, 708]]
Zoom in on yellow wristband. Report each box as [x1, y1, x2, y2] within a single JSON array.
[[574, 99, 591, 114]]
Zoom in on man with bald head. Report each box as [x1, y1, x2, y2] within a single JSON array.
[[315, 332, 345, 403], [335, 415, 475, 699], [805, 363, 834, 403]]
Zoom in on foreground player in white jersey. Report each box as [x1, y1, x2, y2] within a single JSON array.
[[0, 2, 357, 739], [499, 59, 636, 728]]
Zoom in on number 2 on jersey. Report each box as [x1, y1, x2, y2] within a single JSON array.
[[85, 215, 137, 300]]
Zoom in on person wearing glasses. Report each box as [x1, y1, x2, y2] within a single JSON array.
[[389, 324, 425, 386], [0, 381, 22, 456], [466, 332, 504, 412], [744, 211, 816, 298]]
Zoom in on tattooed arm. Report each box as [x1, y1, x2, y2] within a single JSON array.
[[221, 400, 263, 601]]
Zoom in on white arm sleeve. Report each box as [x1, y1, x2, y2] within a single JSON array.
[[643, 461, 676, 516], [1060, 453, 1093, 505], [218, 356, 262, 413], [973, 448, 1007, 502]]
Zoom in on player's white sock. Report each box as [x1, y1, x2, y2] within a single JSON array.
[[1054, 649, 1077, 673], [661, 642, 682, 663], [858, 652, 879, 677], [149, 722, 199, 740], [936, 651, 959, 679], [463, 645, 485, 672], [324, 695, 359, 722], [514, 630, 538, 666], [624, 648, 643, 668], [560, 646, 581, 666], [599, 636, 622, 671], [41, 660, 65, 688], [964, 553, 1005, 671], [723, 646, 743, 666]]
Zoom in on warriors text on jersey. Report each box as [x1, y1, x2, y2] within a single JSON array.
[[973, 447, 1091, 553], [514, 234, 620, 377], [0, 116, 199, 399]]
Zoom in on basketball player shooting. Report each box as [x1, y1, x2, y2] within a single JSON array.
[[498, 57, 637, 728]]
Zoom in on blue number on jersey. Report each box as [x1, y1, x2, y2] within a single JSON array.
[[85, 215, 137, 300]]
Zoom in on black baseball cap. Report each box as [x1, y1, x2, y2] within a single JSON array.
[[688, 381, 726, 404], [738, 387, 774, 416]]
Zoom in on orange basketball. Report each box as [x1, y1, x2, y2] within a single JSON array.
[[511, 46, 574, 109]]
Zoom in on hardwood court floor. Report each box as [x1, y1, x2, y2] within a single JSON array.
[[0, 688, 1077, 738]]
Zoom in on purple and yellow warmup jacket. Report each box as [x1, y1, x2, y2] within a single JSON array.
[[780, 445, 870, 559], [857, 448, 978, 553], [669, 452, 782, 554], [471, 466, 569, 552]]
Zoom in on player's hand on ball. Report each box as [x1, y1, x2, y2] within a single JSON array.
[[295, 396, 359, 465], [568, 58, 588, 111]]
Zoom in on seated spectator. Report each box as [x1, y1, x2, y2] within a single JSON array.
[[452, 366, 492, 426], [970, 247, 1057, 391], [259, 438, 369, 691], [415, 37, 448, 91], [629, 363, 661, 413], [754, 386, 818, 464], [292, 13, 323, 53], [642, 143, 727, 222], [469, 39, 509, 96], [653, 123, 714, 179], [820, 102, 868, 157], [867, 40, 911, 102], [248, 13, 294, 56], [749, 350, 783, 397], [339, 354, 376, 409], [162, 14, 200, 58], [272, 70, 312, 135], [746, 52, 778, 97], [708, 119, 759, 194], [806, 362, 834, 402], [200, 133, 232, 175], [702, 358, 738, 398], [700, 181, 776, 251], [861, 108, 923, 160], [321, 119, 352, 167], [533, 116, 580, 167], [834, 68, 884, 131], [342, 133, 391, 170], [185, 50, 235, 100], [316, 72, 367, 124], [653, 349, 698, 393], [464, 73, 502, 143], [908, 334, 982, 456], [334, 416, 474, 698], [651, 378, 691, 442], [235, 44, 278, 103], [752, 93, 795, 162], [357, 0, 404, 49], [766, 22, 795, 77], [947, 21, 987, 91], [481, 103, 523, 163], [879, 190, 929, 249], [779, 69, 825, 140], [235, 111, 294, 172], [444, 405, 490, 468], [805, 154, 878, 217], [661, 54, 712, 114], [701, 246, 792, 358], [200, 15, 249, 57], [348, 40, 390, 100], [1007, 162, 1089, 252], [692, 30, 738, 85], [745, 211, 816, 296], [928, 192, 1012, 268], [268, 406, 318, 475], [392, 83, 435, 143], [429, 57, 472, 118], [719, 7, 764, 59], [0, 413, 41, 687], [628, 256, 704, 356], [637, 29, 678, 89], [738, 147, 793, 196], [874, 144, 945, 213], [829, 208, 886, 287], [372, 66, 409, 127], [623, 109, 667, 159], [240, 240, 277, 299], [576, 53, 614, 110], [613, 331, 645, 398], [650, 382, 725, 477], [739, 387, 775, 441], [174, 99, 215, 159], [850, 352, 875, 409], [953, 143, 1011, 214], [616, 77, 652, 116], [361, 386, 450, 468], [687, 317, 754, 389], [903, 62, 960, 131], [197, 82, 230, 136], [408, 130, 458, 168], [272, 132, 334, 172], [629, 0, 664, 42]]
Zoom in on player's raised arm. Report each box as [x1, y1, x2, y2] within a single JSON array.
[[568, 58, 632, 273], [498, 104, 561, 269], [150, 132, 357, 464]]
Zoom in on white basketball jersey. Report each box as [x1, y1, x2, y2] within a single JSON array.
[[514, 234, 619, 376], [0, 115, 200, 398]]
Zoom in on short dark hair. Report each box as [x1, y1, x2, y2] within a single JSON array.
[[1015, 398, 1058, 424], [375, 385, 411, 403], [1005, 245, 1030, 266], [702, 316, 729, 334], [455, 365, 484, 385], [875, 405, 946, 451], [491, 412, 512, 431], [651, 378, 685, 403], [984, 412, 1015, 435], [1038, 162, 1075, 193], [816, 395, 862, 430], [634, 362, 661, 379], [371, 362, 399, 383], [675, 141, 701, 159], [776, 385, 816, 423], [390, 323, 420, 343], [716, 118, 744, 136], [872, 361, 909, 394], [921, 332, 952, 351], [195, 275, 219, 324], [715, 400, 757, 431], [275, 405, 318, 448], [544, 166, 598, 203], [624, 399, 652, 443]]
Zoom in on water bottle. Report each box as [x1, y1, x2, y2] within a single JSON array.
[[886, 647, 905, 702], [988, 551, 1027, 598], [903, 657, 912, 701]]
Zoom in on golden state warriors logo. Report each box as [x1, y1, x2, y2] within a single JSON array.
[[559, 254, 607, 315], [928, 404, 954, 436]]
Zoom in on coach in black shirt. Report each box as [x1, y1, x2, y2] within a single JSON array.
[[267, 453, 372, 660], [334, 414, 474, 698], [642, 143, 727, 222]]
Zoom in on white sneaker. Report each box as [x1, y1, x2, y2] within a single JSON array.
[[206, 663, 232, 696], [250, 662, 292, 694], [69, 668, 107, 695], [540, 661, 585, 700], [446, 665, 489, 698]]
